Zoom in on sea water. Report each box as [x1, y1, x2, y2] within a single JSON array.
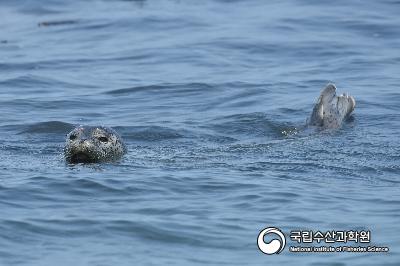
[[0, 0, 399, 265]]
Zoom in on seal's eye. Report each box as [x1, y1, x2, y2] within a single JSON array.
[[98, 136, 108, 142], [69, 134, 77, 140]]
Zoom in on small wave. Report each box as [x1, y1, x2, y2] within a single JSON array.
[[0, 75, 83, 89], [115, 126, 185, 141], [104, 219, 220, 248], [105, 83, 214, 96], [207, 112, 297, 139], [45, 177, 132, 196], [18, 121, 75, 134], [0, 218, 102, 239], [38, 20, 78, 27]]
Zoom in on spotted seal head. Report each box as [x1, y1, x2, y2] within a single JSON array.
[[64, 126, 127, 163], [308, 84, 356, 129]]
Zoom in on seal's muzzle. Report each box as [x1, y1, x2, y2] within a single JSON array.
[[69, 151, 95, 164]]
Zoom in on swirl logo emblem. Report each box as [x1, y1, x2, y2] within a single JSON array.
[[257, 227, 286, 255]]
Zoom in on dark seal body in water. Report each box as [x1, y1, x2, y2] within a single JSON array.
[[64, 126, 127, 163], [308, 84, 356, 129]]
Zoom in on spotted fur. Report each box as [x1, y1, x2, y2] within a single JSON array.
[[308, 84, 356, 129], [64, 126, 127, 163]]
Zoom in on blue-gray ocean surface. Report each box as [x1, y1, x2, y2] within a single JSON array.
[[0, 0, 399, 265]]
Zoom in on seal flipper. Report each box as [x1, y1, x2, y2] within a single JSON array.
[[308, 84, 337, 127], [308, 99, 324, 126], [320, 83, 337, 106]]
